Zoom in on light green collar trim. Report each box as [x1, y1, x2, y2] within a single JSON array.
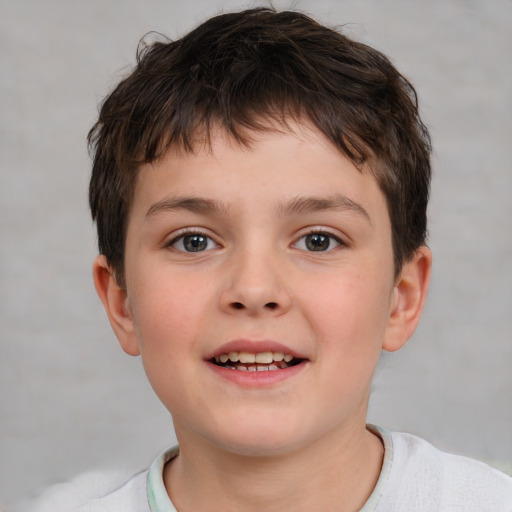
[[146, 426, 393, 511], [147, 446, 179, 512], [360, 425, 394, 511]]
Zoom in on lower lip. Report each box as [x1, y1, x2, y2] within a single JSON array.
[[205, 360, 307, 387]]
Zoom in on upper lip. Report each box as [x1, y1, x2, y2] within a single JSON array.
[[206, 339, 308, 360]]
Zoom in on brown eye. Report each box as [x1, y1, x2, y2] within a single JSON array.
[[294, 232, 342, 252], [305, 233, 330, 251]]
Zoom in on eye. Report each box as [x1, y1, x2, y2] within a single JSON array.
[[169, 232, 218, 252], [294, 232, 342, 252]]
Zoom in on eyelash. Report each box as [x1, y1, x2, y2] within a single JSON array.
[[293, 229, 346, 252], [166, 229, 218, 253], [165, 228, 346, 254]]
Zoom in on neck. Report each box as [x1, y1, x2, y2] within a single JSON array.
[[164, 421, 384, 512]]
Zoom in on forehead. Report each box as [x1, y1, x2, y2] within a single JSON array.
[[129, 122, 388, 226]]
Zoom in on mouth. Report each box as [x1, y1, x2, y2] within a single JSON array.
[[210, 351, 304, 372]]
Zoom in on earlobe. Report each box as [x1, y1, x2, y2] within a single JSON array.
[[382, 246, 432, 352], [92, 255, 140, 356]]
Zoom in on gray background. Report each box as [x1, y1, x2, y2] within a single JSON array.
[[1, 0, 511, 510]]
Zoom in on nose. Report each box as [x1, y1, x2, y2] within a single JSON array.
[[219, 246, 292, 316]]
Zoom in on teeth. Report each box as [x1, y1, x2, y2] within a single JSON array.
[[239, 352, 256, 364], [214, 350, 298, 370], [229, 363, 284, 372], [255, 352, 273, 364]]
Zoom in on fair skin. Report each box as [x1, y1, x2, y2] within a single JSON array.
[[94, 122, 431, 512]]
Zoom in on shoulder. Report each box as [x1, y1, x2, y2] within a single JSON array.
[[384, 430, 512, 511], [74, 470, 149, 512], [26, 446, 179, 512], [26, 469, 149, 512]]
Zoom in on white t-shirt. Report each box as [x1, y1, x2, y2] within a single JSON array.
[[34, 427, 512, 512]]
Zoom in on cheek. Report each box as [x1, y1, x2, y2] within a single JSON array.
[[129, 282, 209, 409], [306, 271, 393, 354], [128, 271, 212, 359]]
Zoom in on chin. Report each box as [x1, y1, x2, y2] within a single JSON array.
[[205, 420, 316, 458], [218, 438, 301, 458]]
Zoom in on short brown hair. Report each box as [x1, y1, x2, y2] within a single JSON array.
[[88, 7, 431, 286]]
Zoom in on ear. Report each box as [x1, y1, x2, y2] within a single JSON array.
[[382, 246, 432, 352], [92, 255, 140, 356]]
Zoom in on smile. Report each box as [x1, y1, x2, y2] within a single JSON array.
[[211, 351, 302, 371]]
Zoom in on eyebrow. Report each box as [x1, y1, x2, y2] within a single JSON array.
[[278, 194, 371, 223], [146, 197, 229, 217], [146, 193, 370, 223]]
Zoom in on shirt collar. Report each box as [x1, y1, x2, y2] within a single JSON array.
[[145, 426, 393, 511], [147, 446, 179, 512]]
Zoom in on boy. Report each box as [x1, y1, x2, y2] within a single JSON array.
[[83, 7, 512, 512]]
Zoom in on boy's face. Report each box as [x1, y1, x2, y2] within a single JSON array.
[[95, 121, 430, 456]]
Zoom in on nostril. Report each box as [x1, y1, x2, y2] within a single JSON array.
[[227, 301, 281, 312]]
